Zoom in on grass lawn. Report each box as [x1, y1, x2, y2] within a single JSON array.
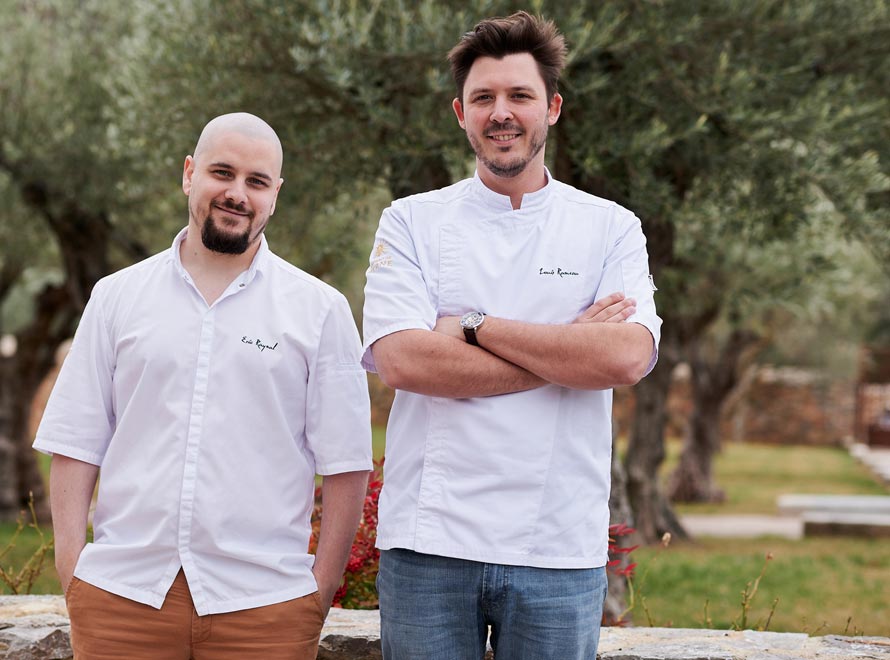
[[658, 441, 887, 515], [630, 536, 890, 636], [371, 425, 386, 461], [628, 439, 890, 635]]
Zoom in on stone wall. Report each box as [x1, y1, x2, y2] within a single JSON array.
[[612, 365, 857, 446], [3, 595, 889, 660]]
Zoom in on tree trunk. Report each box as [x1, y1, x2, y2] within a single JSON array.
[[0, 261, 24, 519], [4, 283, 79, 523], [624, 332, 689, 545], [605, 427, 633, 625], [668, 382, 726, 503], [0, 175, 121, 522], [668, 330, 763, 503]]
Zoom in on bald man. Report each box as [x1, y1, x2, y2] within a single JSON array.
[[35, 113, 372, 659]]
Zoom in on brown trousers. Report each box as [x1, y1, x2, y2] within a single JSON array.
[[65, 571, 324, 659]]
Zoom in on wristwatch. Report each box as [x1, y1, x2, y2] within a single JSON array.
[[460, 311, 485, 346]]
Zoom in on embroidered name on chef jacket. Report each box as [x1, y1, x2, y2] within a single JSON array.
[[538, 267, 580, 278], [241, 336, 279, 352]]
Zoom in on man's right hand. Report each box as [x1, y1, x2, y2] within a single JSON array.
[[573, 292, 635, 324]]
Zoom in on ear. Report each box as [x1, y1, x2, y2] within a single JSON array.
[[182, 155, 195, 195], [452, 97, 466, 129], [547, 93, 563, 126], [269, 177, 284, 216]]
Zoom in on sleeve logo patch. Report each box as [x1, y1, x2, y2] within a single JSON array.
[[369, 241, 393, 272]]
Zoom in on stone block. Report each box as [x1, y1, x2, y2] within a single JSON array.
[[777, 494, 890, 517], [803, 512, 890, 538], [3, 596, 890, 659]]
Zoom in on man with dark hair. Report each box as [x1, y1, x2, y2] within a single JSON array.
[[363, 11, 661, 660], [36, 113, 373, 659]]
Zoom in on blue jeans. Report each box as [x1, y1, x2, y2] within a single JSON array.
[[377, 548, 606, 660]]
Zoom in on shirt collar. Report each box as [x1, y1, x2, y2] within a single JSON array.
[[170, 227, 270, 288], [471, 166, 554, 212]]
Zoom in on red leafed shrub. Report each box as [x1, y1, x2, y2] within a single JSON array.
[[309, 460, 383, 609], [606, 522, 638, 578], [604, 521, 638, 626]]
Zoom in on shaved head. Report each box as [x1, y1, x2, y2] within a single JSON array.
[[193, 112, 283, 177], [183, 112, 284, 257]]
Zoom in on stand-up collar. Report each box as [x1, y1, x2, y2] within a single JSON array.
[[170, 227, 270, 288], [471, 167, 554, 212]]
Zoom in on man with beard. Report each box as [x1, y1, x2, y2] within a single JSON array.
[[362, 13, 661, 660], [35, 113, 372, 659]]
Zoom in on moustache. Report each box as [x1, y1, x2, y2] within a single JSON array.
[[213, 199, 254, 218], [484, 122, 523, 136]]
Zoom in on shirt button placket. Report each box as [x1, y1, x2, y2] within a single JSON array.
[[178, 307, 216, 614]]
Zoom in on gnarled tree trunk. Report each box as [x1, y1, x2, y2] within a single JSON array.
[[668, 330, 763, 503], [604, 425, 633, 625], [0, 168, 146, 522], [624, 330, 688, 545]]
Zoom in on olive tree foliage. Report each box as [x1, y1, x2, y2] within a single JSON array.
[[0, 0, 151, 520], [1, 0, 888, 536], [111, 0, 486, 293], [542, 0, 890, 537]]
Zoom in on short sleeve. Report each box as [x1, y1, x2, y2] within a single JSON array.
[[33, 279, 116, 465], [361, 203, 437, 372], [594, 211, 662, 376], [304, 294, 373, 475]]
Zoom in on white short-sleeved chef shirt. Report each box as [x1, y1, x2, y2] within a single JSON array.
[[34, 229, 372, 615], [363, 170, 661, 569]]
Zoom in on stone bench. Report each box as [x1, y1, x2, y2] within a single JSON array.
[[803, 511, 890, 538], [776, 494, 890, 538], [777, 493, 890, 517], [3, 595, 890, 659]]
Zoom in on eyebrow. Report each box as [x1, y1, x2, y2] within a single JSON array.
[[467, 85, 537, 97], [209, 161, 273, 183]]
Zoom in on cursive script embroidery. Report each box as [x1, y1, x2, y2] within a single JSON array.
[[539, 267, 580, 278], [242, 336, 279, 352]]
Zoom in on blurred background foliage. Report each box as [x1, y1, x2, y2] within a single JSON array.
[[0, 0, 888, 542]]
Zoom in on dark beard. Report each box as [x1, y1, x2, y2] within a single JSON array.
[[200, 199, 255, 255], [201, 215, 251, 254], [471, 121, 548, 179]]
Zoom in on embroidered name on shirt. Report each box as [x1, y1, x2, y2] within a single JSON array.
[[539, 267, 580, 278], [241, 336, 279, 352], [369, 240, 393, 272]]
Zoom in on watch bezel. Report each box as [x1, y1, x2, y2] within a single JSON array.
[[460, 311, 485, 330], [460, 311, 485, 346]]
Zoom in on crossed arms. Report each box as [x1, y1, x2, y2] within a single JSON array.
[[371, 292, 655, 398]]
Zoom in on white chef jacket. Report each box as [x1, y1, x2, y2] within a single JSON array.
[[363, 170, 661, 569], [35, 229, 372, 615]]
